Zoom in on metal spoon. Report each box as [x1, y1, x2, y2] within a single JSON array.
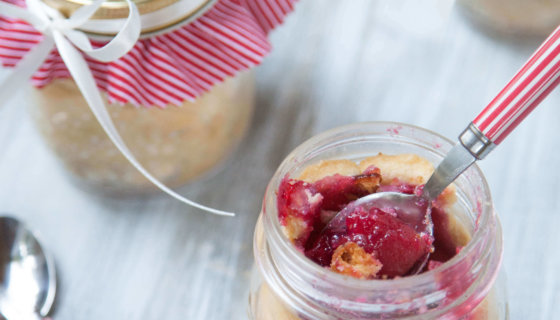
[[327, 25, 560, 274], [0, 216, 56, 320]]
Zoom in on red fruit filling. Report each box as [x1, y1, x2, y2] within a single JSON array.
[[306, 206, 432, 278], [313, 169, 382, 211], [277, 169, 461, 279]]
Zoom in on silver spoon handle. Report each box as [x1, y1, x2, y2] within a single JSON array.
[[423, 124, 493, 200], [425, 25, 560, 200], [422, 143, 475, 201]]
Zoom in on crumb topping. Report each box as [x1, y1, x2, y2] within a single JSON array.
[[330, 242, 383, 279], [359, 153, 433, 185], [299, 160, 360, 183]]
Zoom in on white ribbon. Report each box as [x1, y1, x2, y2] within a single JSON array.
[[0, 0, 234, 216]]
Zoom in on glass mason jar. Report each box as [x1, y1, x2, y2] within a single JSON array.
[[249, 122, 508, 319], [458, 0, 560, 37], [29, 71, 255, 194]]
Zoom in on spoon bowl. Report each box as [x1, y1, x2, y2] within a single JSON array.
[[323, 191, 433, 275], [326, 192, 432, 235], [0, 216, 56, 319]]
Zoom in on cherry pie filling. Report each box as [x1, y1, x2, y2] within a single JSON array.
[[277, 155, 463, 280]]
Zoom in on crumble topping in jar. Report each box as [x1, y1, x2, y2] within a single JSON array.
[[277, 153, 462, 279], [2, 0, 295, 201], [330, 241, 383, 279]]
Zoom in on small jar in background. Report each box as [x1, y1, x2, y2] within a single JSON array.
[[249, 122, 508, 319], [458, 0, 560, 37], [29, 72, 254, 194]]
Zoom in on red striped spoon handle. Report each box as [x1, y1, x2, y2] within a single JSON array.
[[469, 25, 560, 152]]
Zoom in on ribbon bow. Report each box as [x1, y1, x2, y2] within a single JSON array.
[[0, 0, 234, 216]]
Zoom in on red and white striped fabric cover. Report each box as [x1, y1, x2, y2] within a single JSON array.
[[0, 0, 297, 107]]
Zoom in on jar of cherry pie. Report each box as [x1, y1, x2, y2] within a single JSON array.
[[249, 122, 508, 319]]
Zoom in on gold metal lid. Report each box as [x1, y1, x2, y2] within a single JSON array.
[[42, 0, 217, 36]]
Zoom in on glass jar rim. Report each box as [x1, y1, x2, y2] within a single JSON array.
[[262, 121, 496, 293]]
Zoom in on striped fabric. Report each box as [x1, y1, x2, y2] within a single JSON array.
[[0, 0, 297, 107]]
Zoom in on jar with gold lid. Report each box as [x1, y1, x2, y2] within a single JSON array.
[[0, 0, 295, 196]]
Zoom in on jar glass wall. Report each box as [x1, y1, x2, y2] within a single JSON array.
[[29, 71, 255, 194], [249, 122, 508, 319]]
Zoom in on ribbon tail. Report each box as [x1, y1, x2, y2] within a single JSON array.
[[52, 31, 235, 217], [0, 36, 54, 106]]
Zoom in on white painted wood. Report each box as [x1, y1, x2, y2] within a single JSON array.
[[1, 1, 558, 319]]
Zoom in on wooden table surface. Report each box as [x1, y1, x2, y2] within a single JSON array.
[[1, 1, 559, 319]]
